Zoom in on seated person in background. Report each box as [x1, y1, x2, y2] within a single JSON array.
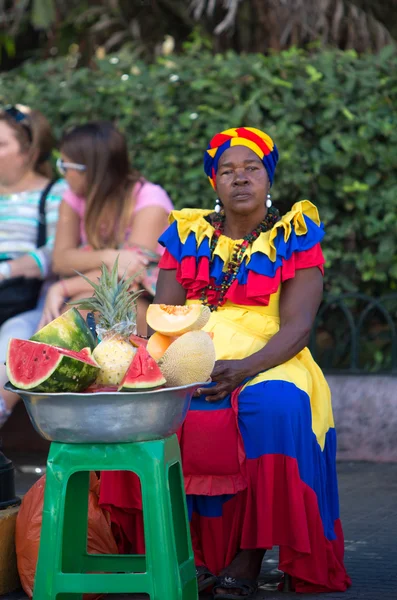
[[0, 105, 67, 427], [39, 121, 173, 335]]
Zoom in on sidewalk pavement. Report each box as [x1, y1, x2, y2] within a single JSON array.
[[2, 460, 396, 600]]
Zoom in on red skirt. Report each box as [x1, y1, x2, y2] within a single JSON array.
[[100, 379, 351, 593]]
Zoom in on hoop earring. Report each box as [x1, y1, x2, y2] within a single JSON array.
[[266, 193, 272, 208], [214, 198, 222, 213]]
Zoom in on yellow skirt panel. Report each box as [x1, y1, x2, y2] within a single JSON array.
[[186, 298, 334, 449]]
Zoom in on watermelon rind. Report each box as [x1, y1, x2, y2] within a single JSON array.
[[118, 380, 165, 392], [6, 339, 99, 393], [30, 308, 97, 351], [118, 346, 166, 392]]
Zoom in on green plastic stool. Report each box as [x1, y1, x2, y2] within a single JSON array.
[[33, 434, 198, 600]]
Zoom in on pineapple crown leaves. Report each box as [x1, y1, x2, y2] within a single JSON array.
[[68, 257, 143, 337]]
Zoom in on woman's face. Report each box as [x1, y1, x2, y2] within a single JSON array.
[[215, 145, 269, 216], [60, 152, 87, 197], [0, 120, 30, 186]]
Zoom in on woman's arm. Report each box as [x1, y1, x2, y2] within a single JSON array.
[[126, 206, 170, 253], [115, 206, 170, 280], [243, 267, 323, 376], [205, 267, 323, 401], [5, 254, 42, 279], [146, 269, 187, 336], [52, 201, 116, 276], [38, 269, 102, 328]]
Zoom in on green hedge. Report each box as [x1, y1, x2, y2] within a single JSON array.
[[1, 45, 396, 297]]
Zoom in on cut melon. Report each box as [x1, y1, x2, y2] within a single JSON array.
[[146, 304, 210, 337], [146, 332, 176, 361], [158, 330, 215, 387], [118, 346, 166, 391], [6, 339, 99, 393]]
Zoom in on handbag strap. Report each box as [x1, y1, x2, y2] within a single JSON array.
[[36, 179, 57, 248]]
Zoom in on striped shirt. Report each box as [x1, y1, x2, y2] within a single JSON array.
[[0, 179, 68, 278]]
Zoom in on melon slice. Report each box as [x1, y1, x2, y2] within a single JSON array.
[[158, 330, 215, 387], [31, 308, 97, 351], [146, 332, 176, 361], [6, 339, 99, 393], [146, 304, 210, 337], [118, 346, 166, 391]]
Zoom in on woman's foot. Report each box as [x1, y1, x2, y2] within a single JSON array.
[[196, 565, 217, 592], [214, 549, 265, 596]]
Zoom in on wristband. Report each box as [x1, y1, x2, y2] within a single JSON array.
[[28, 251, 46, 277], [0, 261, 12, 279]]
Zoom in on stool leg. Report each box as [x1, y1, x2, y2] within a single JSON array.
[[139, 441, 196, 600], [61, 471, 90, 574], [167, 461, 197, 599], [140, 464, 180, 599], [33, 445, 84, 600]]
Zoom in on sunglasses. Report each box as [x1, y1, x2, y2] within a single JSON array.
[[3, 105, 32, 141], [56, 157, 86, 176]]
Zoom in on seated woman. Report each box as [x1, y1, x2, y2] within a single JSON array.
[[39, 121, 173, 334], [99, 127, 351, 596], [0, 105, 67, 427]]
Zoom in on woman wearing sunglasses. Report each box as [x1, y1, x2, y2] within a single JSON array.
[[39, 121, 173, 334], [0, 105, 67, 427]]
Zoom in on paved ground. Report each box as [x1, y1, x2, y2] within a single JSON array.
[[2, 460, 396, 600]]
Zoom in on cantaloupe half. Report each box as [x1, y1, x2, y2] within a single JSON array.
[[157, 330, 215, 387], [146, 304, 211, 337], [146, 332, 176, 361]]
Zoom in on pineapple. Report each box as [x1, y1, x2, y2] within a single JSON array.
[[71, 258, 141, 386]]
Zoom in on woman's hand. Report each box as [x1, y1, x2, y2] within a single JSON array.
[[197, 359, 252, 402], [114, 249, 150, 282], [38, 282, 67, 329]]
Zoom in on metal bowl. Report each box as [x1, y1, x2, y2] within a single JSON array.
[[4, 381, 208, 444]]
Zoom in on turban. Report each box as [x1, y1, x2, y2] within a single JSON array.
[[204, 126, 279, 189]]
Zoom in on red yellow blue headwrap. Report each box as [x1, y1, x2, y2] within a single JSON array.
[[204, 126, 279, 189]]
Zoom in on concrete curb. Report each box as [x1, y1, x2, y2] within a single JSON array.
[[328, 375, 397, 463]]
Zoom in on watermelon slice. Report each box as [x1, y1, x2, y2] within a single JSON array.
[[6, 339, 99, 393], [129, 334, 148, 349], [118, 346, 166, 391]]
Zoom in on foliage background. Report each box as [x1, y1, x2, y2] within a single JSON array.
[[0, 43, 396, 299]]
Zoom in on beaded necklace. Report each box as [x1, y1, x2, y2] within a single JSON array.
[[200, 205, 280, 311]]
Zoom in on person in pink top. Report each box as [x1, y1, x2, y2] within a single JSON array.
[[39, 121, 173, 334]]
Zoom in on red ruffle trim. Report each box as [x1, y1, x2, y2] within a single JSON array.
[[189, 454, 351, 592], [158, 245, 324, 306], [281, 244, 325, 281]]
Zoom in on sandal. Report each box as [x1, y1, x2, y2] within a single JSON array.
[[213, 575, 258, 599], [196, 565, 217, 593]]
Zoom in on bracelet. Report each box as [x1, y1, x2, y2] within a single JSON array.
[[59, 279, 70, 298], [28, 251, 46, 277]]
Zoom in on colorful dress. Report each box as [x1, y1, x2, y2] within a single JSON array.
[[99, 200, 351, 593]]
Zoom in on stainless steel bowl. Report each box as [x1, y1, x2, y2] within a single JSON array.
[[4, 381, 208, 444]]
